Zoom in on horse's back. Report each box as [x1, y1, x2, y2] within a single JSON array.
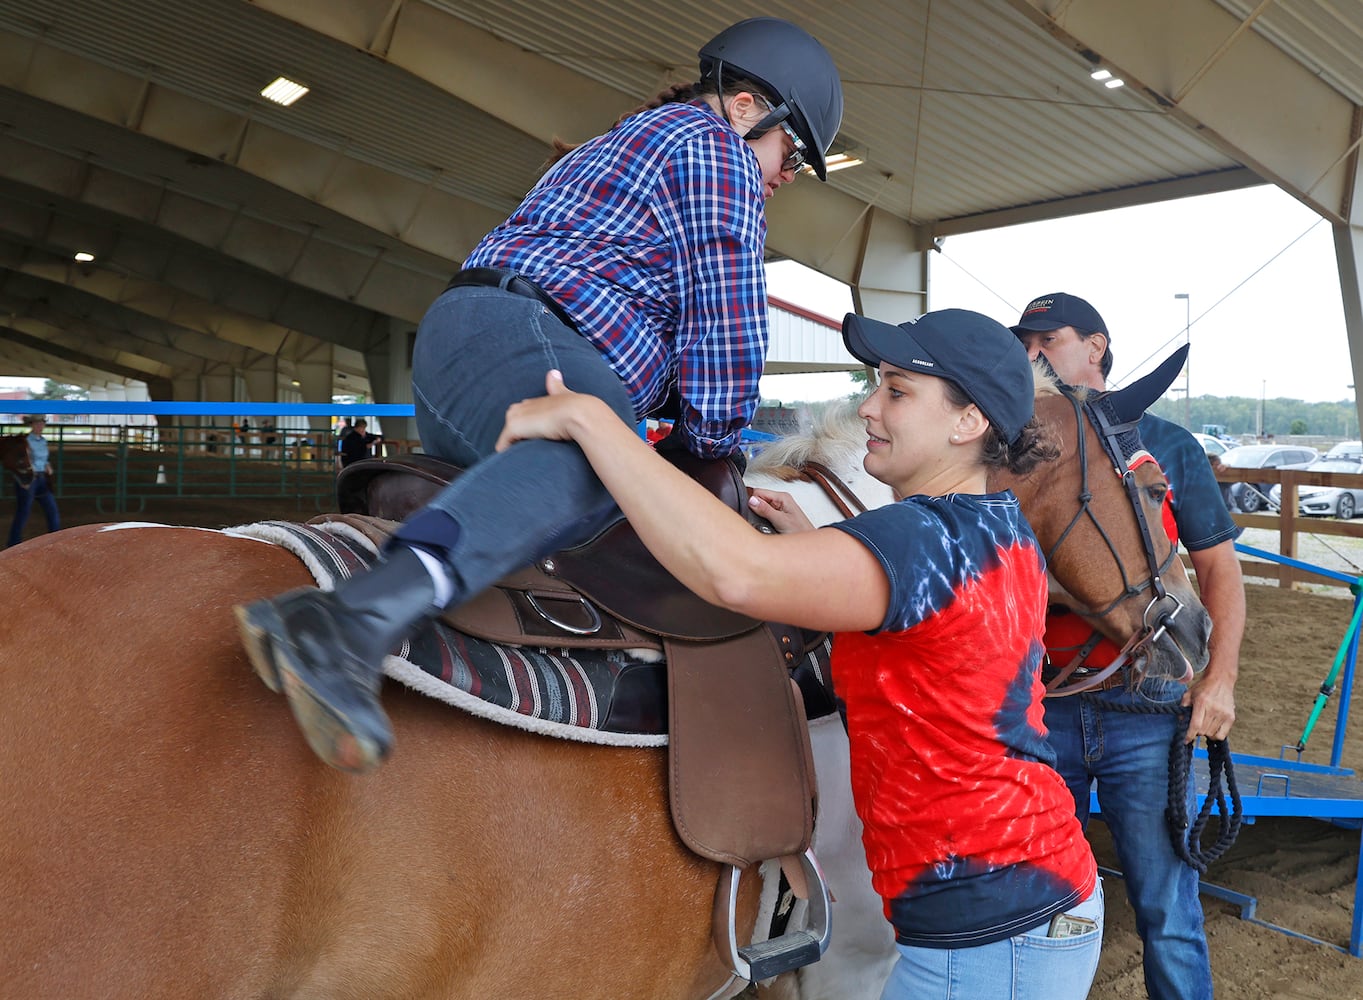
[[1, 524, 743, 999]]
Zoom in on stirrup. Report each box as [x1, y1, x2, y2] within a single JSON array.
[[712, 847, 832, 983]]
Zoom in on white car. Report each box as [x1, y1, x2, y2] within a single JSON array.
[[1219, 444, 1320, 513], [1325, 440, 1362, 462], [1192, 432, 1230, 458], [1268, 458, 1363, 519]]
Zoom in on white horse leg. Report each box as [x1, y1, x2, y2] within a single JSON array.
[[759, 714, 896, 1000]]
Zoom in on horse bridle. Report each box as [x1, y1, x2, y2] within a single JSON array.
[[1042, 387, 1186, 696]]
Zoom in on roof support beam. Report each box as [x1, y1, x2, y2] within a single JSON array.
[[849, 207, 933, 325], [933, 167, 1262, 238], [1337, 107, 1363, 438]]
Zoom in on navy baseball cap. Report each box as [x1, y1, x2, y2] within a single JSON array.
[[1010, 292, 1108, 339], [842, 308, 1034, 444]]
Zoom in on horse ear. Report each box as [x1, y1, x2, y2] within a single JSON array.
[[1105, 344, 1190, 423]]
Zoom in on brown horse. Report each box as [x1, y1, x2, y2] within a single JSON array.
[[1, 431, 34, 485], [0, 372, 1208, 1000]]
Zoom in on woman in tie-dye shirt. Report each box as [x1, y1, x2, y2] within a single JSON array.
[[499, 307, 1102, 1000]]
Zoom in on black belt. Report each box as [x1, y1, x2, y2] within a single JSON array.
[[446, 267, 576, 331], [1042, 665, 1128, 692]]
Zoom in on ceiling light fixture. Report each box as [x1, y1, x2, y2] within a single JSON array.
[[1090, 69, 1112, 81], [73, 251, 95, 262], [823, 153, 864, 173], [261, 76, 310, 106], [1104, 78, 1125, 89]]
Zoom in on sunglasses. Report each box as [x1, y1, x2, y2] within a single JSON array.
[[758, 96, 808, 172]]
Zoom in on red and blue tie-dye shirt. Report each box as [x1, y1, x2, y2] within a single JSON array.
[[830, 492, 1097, 947], [464, 101, 769, 459]]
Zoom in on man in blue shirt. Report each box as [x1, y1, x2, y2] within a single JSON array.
[[1012, 292, 1244, 1000], [7, 415, 60, 548]]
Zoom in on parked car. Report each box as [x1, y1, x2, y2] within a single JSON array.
[[1325, 440, 1363, 462], [1267, 458, 1363, 519], [1218, 444, 1319, 512], [1192, 432, 1230, 458]]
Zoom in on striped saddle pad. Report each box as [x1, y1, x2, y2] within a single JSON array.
[[231, 518, 671, 747]]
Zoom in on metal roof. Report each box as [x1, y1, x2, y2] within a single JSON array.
[[0, 0, 1358, 393]]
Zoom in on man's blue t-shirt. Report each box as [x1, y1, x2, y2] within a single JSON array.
[[1137, 414, 1239, 551]]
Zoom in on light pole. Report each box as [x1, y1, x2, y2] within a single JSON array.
[[1174, 293, 1191, 429]]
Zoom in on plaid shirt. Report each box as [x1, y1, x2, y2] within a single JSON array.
[[464, 101, 769, 458]]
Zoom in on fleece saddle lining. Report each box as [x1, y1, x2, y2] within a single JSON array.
[[228, 519, 670, 748]]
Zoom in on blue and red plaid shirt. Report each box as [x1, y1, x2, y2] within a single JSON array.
[[464, 101, 770, 458]]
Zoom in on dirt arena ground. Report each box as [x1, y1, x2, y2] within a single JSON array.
[[12, 495, 1363, 998]]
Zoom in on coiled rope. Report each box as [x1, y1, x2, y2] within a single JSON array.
[[1087, 696, 1243, 873]]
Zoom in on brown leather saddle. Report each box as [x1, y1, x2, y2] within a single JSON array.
[[334, 453, 819, 867], [333, 453, 833, 980]]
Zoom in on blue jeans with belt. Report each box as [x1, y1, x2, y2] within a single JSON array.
[[395, 284, 636, 604], [1044, 678, 1211, 1000], [7, 473, 60, 548]]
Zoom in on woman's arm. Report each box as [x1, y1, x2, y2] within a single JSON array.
[[499, 371, 888, 632]]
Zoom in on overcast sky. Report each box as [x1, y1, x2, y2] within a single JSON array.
[[762, 183, 1349, 405]]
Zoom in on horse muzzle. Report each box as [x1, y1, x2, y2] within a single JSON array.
[[1136, 592, 1212, 685]]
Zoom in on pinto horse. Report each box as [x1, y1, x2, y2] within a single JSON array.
[[0, 364, 1207, 1000]]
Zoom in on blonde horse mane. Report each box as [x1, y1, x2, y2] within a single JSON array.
[[749, 361, 1061, 481], [747, 398, 867, 483]]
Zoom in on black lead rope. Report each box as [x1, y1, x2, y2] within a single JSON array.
[[1087, 696, 1243, 873], [1168, 710, 1244, 873]]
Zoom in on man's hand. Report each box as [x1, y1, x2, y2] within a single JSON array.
[[1184, 671, 1235, 743]]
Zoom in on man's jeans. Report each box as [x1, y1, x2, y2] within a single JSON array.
[[7, 473, 60, 548], [881, 880, 1103, 1000], [398, 285, 636, 604], [1044, 678, 1212, 1000]]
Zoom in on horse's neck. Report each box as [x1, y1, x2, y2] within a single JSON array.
[[745, 462, 895, 528]]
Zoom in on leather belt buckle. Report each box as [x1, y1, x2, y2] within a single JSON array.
[[447, 267, 576, 331]]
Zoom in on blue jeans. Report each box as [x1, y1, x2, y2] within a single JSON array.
[[881, 880, 1103, 1000], [397, 285, 636, 603], [1044, 679, 1211, 1000], [7, 473, 60, 548]]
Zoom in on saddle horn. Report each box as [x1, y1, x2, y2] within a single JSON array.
[[1105, 344, 1190, 424]]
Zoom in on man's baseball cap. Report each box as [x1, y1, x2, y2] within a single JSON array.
[[1010, 292, 1108, 338], [842, 308, 1033, 443]]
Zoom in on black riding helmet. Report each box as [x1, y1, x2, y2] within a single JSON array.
[[698, 17, 844, 181]]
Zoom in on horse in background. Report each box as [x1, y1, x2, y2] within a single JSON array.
[[0, 367, 1205, 1000], [748, 366, 1211, 1000], [1, 431, 34, 486]]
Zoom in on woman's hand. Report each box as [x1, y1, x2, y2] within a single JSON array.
[[748, 488, 816, 534], [497, 370, 593, 451]]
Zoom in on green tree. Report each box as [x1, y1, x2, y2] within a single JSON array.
[[34, 380, 87, 400], [1290, 418, 1308, 435]]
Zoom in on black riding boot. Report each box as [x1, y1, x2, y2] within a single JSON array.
[[236, 545, 442, 773]]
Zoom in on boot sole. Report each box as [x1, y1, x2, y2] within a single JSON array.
[[235, 602, 284, 693], [233, 600, 390, 774]]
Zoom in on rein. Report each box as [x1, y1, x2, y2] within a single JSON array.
[[796, 460, 868, 520], [1043, 389, 1185, 697]]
